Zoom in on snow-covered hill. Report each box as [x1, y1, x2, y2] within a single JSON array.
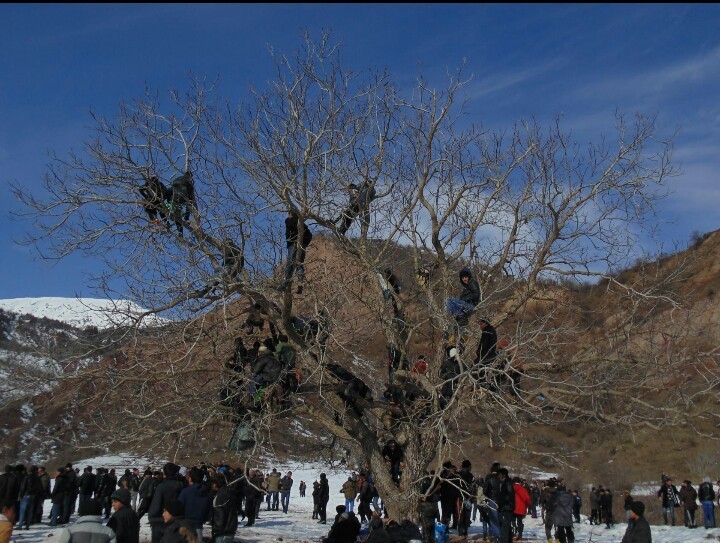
[[0, 297, 163, 330]]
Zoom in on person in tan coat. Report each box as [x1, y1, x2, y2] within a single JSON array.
[[341, 477, 357, 513]]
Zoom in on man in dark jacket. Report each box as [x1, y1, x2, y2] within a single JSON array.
[[439, 462, 460, 531], [178, 468, 211, 540], [159, 500, 195, 543], [0, 466, 17, 506], [139, 175, 170, 226], [622, 501, 652, 543], [50, 467, 68, 527], [381, 440, 404, 485], [15, 465, 42, 530], [699, 476, 716, 528], [100, 469, 118, 520], [318, 473, 330, 524], [108, 489, 140, 543], [169, 171, 195, 237], [78, 467, 96, 513], [457, 460, 475, 537], [35, 466, 51, 523], [148, 464, 186, 543], [137, 471, 159, 520], [279, 472, 293, 514], [496, 468, 515, 543], [446, 268, 481, 325], [242, 469, 263, 527], [63, 464, 79, 523], [322, 511, 361, 543], [210, 476, 238, 543]]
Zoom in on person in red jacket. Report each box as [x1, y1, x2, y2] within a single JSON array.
[[513, 477, 531, 541]]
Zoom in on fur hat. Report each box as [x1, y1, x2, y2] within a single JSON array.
[[630, 501, 645, 516]]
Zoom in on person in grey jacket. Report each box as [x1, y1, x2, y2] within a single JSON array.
[[57, 498, 116, 543], [552, 484, 575, 543]]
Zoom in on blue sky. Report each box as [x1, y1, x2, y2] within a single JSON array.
[[1, 4, 719, 299]]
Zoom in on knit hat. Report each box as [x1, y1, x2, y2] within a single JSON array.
[[110, 488, 131, 507], [163, 499, 185, 517], [630, 501, 645, 516]]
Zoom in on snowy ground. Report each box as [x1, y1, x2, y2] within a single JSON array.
[[8, 456, 720, 543]]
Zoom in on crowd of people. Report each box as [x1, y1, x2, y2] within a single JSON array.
[[2, 457, 719, 543]]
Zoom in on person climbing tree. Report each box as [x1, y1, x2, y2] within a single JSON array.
[[446, 268, 480, 326], [194, 239, 244, 298], [337, 181, 378, 236], [169, 171, 195, 237], [138, 175, 170, 226], [284, 211, 313, 294]]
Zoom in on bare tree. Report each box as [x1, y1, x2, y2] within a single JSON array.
[[10, 31, 718, 521]]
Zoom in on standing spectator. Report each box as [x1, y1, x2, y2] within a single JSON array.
[[78, 467, 96, 513], [243, 469, 263, 527], [63, 464, 78, 523], [50, 467, 68, 527], [108, 489, 140, 543], [457, 460, 474, 537], [571, 490, 582, 524], [496, 468, 515, 543], [265, 469, 281, 511], [317, 473, 330, 524], [35, 466, 51, 524], [137, 471, 159, 520], [100, 469, 118, 520], [698, 476, 716, 529], [513, 477, 530, 541], [440, 462, 460, 531], [541, 480, 557, 543], [621, 501, 652, 543], [589, 487, 600, 525], [680, 480, 698, 528], [299, 480, 306, 498], [279, 471, 293, 514], [178, 467, 211, 541], [341, 477, 357, 513], [312, 481, 320, 520], [552, 484, 574, 543], [130, 469, 141, 511], [0, 467, 16, 506], [657, 478, 679, 526], [210, 476, 238, 543], [529, 482, 540, 519], [623, 490, 634, 523], [56, 498, 115, 543], [148, 463, 186, 543], [600, 489, 614, 529], [484, 462, 502, 541], [356, 474, 373, 525], [16, 465, 42, 530]]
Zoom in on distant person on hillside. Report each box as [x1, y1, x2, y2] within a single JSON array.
[[621, 501, 652, 543], [446, 268, 480, 326]]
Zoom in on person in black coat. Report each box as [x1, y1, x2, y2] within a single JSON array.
[[78, 467, 97, 512], [159, 500, 196, 543], [381, 440, 404, 485], [622, 501, 652, 543], [49, 468, 68, 527], [322, 511, 361, 543], [108, 488, 140, 543], [446, 268, 480, 325], [148, 464, 186, 543], [100, 469, 118, 520], [210, 476, 238, 543], [169, 171, 196, 237], [139, 175, 170, 225], [242, 469, 263, 527], [439, 462, 460, 530], [496, 468, 515, 543], [318, 473, 330, 524], [457, 460, 475, 537], [284, 211, 313, 294]]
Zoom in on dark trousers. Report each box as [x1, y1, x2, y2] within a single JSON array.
[[499, 510, 513, 543], [318, 501, 328, 522], [556, 525, 574, 543], [440, 499, 458, 528], [151, 523, 165, 543], [245, 496, 257, 525]]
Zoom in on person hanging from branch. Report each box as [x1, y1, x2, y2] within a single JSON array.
[[336, 180, 390, 236], [193, 238, 245, 298]]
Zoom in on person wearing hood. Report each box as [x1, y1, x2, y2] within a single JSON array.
[[551, 484, 574, 543], [178, 468, 211, 541], [446, 268, 480, 326], [57, 498, 116, 543], [322, 510, 361, 543], [621, 501, 652, 543], [108, 489, 140, 543]]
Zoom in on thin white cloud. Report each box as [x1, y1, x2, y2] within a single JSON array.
[[467, 58, 566, 100]]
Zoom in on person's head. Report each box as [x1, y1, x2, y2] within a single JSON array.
[[629, 500, 645, 520], [336, 505, 346, 515], [163, 500, 184, 523], [0, 501, 16, 523], [38, 466, 46, 476], [163, 463, 178, 477], [490, 462, 500, 473], [111, 489, 131, 511], [65, 463, 73, 470], [479, 319, 490, 330], [189, 467, 204, 485], [348, 183, 359, 192], [666, 478, 673, 485], [286, 471, 292, 478], [287, 210, 297, 218], [79, 498, 103, 517], [320, 473, 327, 480], [133, 468, 140, 476], [459, 268, 471, 283], [498, 468, 509, 480], [461, 460, 472, 471]]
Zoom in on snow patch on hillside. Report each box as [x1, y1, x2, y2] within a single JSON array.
[[0, 297, 165, 330]]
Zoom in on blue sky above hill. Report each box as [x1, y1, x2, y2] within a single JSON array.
[[1, 4, 719, 299]]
